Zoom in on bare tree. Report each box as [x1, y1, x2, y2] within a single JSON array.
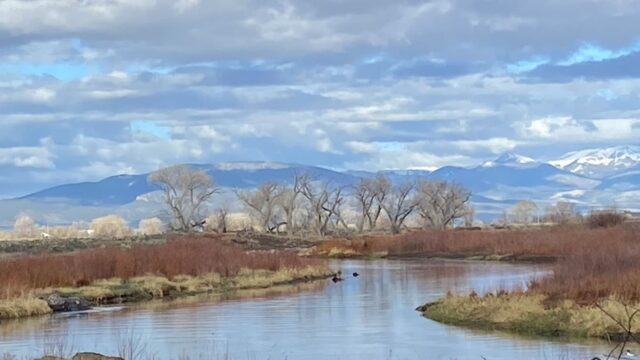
[[14, 214, 37, 239], [369, 174, 390, 230], [593, 299, 640, 360], [235, 182, 284, 233], [279, 174, 304, 235], [299, 175, 345, 236], [215, 207, 229, 233], [511, 200, 538, 224], [416, 180, 471, 229], [352, 178, 377, 233], [545, 201, 578, 224], [463, 205, 475, 227], [148, 165, 219, 232], [378, 181, 418, 234]]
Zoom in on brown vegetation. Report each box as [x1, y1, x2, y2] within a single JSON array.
[[315, 225, 620, 259], [586, 210, 627, 228], [0, 235, 323, 298], [530, 226, 640, 303]]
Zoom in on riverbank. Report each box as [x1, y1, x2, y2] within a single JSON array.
[[1, 265, 332, 320], [0, 236, 332, 320], [419, 292, 640, 340], [414, 223, 640, 340]]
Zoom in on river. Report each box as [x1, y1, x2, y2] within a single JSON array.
[[1, 259, 613, 359]]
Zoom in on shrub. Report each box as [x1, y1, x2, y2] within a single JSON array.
[[14, 215, 37, 239], [138, 217, 163, 235], [586, 211, 626, 228], [90, 215, 131, 238]]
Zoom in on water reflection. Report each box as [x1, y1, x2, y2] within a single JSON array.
[[0, 259, 613, 359]]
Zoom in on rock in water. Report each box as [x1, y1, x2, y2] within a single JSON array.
[[37, 353, 123, 360], [45, 293, 91, 312], [72, 353, 124, 360]]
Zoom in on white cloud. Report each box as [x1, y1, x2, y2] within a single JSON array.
[[346, 141, 376, 154], [2, 0, 640, 196], [520, 117, 640, 143], [452, 137, 519, 154], [0, 145, 55, 169]]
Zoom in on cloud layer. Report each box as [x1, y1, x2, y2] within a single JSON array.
[[1, 0, 640, 196]]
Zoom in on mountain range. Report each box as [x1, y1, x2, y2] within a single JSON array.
[[2, 145, 639, 227]]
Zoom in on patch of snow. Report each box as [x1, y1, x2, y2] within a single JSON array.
[[550, 145, 640, 178], [135, 191, 164, 202], [481, 152, 537, 168], [547, 174, 600, 189]]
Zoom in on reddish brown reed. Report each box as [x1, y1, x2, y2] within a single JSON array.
[[317, 225, 635, 258], [0, 235, 321, 298], [531, 225, 640, 303]]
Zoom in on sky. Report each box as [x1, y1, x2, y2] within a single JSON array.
[[1, 0, 640, 197]]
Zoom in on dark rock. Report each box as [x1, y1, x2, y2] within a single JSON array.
[[352, 272, 359, 277], [72, 353, 124, 360], [44, 293, 92, 312], [415, 302, 437, 312]]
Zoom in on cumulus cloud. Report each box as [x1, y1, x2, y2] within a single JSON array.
[[1, 0, 640, 195]]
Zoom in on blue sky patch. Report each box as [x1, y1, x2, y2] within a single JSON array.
[[130, 121, 172, 140]]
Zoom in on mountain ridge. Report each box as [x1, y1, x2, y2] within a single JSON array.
[[7, 146, 640, 225]]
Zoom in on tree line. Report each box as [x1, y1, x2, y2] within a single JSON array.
[[149, 165, 473, 235]]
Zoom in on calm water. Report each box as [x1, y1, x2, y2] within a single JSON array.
[[1, 259, 614, 359]]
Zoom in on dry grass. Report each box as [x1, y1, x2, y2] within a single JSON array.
[[0, 295, 52, 319], [0, 235, 325, 299], [412, 223, 640, 339], [37, 265, 332, 304], [422, 292, 640, 339]]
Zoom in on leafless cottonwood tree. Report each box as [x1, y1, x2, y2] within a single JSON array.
[[215, 207, 229, 233], [235, 182, 283, 233], [351, 174, 391, 233], [278, 174, 304, 235], [378, 181, 418, 234], [463, 205, 475, 227], [370, 174, 391, 230], [416, 180, 471, 229], [299, 175, 346, 236], [353, 178, 377, 233], [148, 165, 219, 232], [511, 200, 538, 224], [545, 200, 579, 224]]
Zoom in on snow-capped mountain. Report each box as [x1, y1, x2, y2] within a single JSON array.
[[481, 152, 537, 168], [549, 146, 640, 178]]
